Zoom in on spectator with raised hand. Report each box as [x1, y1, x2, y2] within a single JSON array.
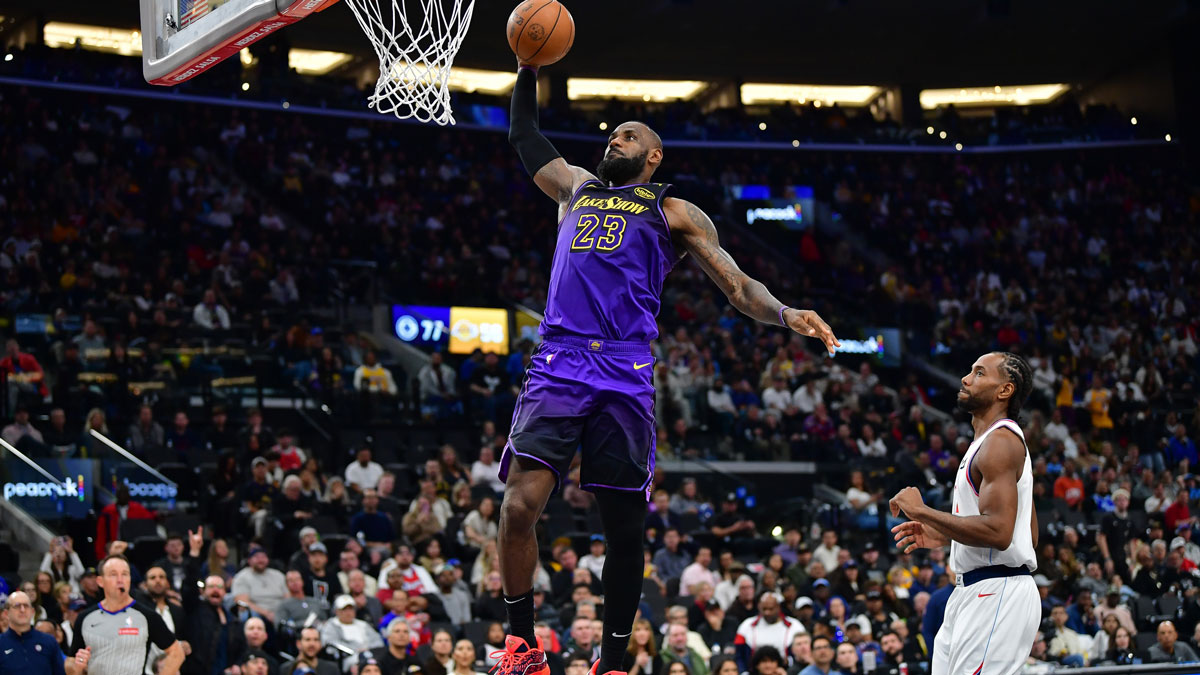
[[41, 537, 84, 594]]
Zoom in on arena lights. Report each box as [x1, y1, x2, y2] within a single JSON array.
[[241, 82, 250, 91], [567, 78, 707, 102], [792, 140, 800, 147], [598, 122, 608, 131], [288, 49, 353, 76], [44, 22, 142, 56], [739, 83, 881, 106], [1166, 134, 1172, 142], [939, 131, 947, 139], [381, 63, 518, 95], [1131, 117, 1138, 125], [758, 122, 767, 131], [3, 54, 10, 62], [926, 126, 934, 135], [955, 143, 963, 151], [919, 84, 1068, 109]]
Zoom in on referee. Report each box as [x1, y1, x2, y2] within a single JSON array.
[[70, 555, 183, 675]]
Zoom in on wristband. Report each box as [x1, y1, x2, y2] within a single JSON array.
[[778, 305, 790, 327]]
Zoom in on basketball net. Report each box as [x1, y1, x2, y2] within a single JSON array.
[[343, 0, 476, 125]]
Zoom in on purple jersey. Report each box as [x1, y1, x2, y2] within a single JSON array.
[[541, 181, 677, 343]]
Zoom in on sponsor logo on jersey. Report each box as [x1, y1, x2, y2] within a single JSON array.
[[633, 186, 656, 201], [572, 195, 650, 215], [119, 627, 140, 635]]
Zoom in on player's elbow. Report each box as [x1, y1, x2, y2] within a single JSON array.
[[990, 523, 1016, 550], [508, 123, 534, 148]]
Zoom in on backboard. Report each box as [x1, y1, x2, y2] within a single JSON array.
[[139, 0, 340, 85]]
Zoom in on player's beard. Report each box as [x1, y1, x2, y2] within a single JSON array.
[[596, 150, 648, 186], [956, 388, 988, 415]]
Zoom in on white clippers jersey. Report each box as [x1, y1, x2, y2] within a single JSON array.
[[949, 419, 1037, 574]]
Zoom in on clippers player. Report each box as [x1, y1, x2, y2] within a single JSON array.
[[889, 352, 1039, 675], [496, 63, 841, 675]]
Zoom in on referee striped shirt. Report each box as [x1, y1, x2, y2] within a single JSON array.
[[70, 601, 175, 675]]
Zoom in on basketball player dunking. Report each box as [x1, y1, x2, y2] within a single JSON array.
[[494, 63, 840, 675], [889, 352, 1039, 675]]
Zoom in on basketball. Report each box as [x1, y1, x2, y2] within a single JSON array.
[[506, 0, 575, 68]]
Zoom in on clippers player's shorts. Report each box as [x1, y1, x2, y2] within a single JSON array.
[[500, 336, 655, 500], [933, 569, 1039, 675]]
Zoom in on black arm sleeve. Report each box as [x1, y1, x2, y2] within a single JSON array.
[[508, 66, 562, 177]]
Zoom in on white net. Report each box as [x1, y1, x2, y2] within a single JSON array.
[[343, 0, 476, 125]]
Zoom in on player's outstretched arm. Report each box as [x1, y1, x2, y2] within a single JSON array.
[[508, 65, 595, 207], [890, 431, 1024, 550], [665, 197, 840, 355]]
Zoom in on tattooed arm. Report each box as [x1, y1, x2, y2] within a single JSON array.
[[664, 197, 840, 354]]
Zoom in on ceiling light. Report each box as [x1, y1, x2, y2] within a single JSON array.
[[939, 131, 947, 139], [919, 84, 1067, 109], [926, 126, 934, 135], [758, 122, 767, 131], [241, 82, 250, 91], [598, 122, 608, 131], [567, 78, 707, 102], [740, 83, 881, 106], [44, 22, 142, 56], [1165, 134, 1172, 142], [1130, 117, 1137, 125], [288, 48, 352, 76], [955, 143, 963, 151]]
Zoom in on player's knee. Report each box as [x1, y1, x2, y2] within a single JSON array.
[[499, 492, 539, 533]]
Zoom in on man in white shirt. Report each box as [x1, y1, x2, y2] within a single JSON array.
[[579, 535, 607, 579], [761, 377, 794, 418], [345, 447, 384, 494], [376, 543, 436, 596], [734, 593, 806, 665], [470, 445, 506, 494], [793, 380, 824, 416], [1032, 357, 1057, 402], [193, 290, 231, 331], [812, 530, 841, 574]]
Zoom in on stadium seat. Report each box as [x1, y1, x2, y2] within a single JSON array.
[[461, 620, 492, 646], [309, 516, 340, 536], [165, 514, 202, 536], [1134, 631, 1158, 654], [1158, 592, 1181, 618], [1132, 595, 1157, 629], [120, 519, 160, 541]]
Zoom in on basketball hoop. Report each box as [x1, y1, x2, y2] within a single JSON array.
[[343, 0, 476, 125]]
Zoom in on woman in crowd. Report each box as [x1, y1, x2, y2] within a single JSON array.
[[624, 618, 662, 675], [449, 639, 486, 675], [40, 537, 84, 593], [1091, 613, 1120, 663], [450, 481, 474, 517], [204, 537, 237, 581], [471, 539, 500, 592], [461, 497, 498, 549], [419, 538, 446, 572], [479, 622, 506, 668]]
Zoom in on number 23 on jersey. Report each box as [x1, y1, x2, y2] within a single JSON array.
[[571, 213, 628, 252]]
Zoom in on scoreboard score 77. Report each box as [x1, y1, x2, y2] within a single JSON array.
[[391, 305, 510, 355]]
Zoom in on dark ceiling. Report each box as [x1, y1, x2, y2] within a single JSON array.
[[5, 0, 1190, 86]]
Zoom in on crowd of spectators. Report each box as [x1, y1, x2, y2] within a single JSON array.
[[0, 46, 1199, 675]]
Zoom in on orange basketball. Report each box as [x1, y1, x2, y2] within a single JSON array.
[[506, 0, 575, 68]]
